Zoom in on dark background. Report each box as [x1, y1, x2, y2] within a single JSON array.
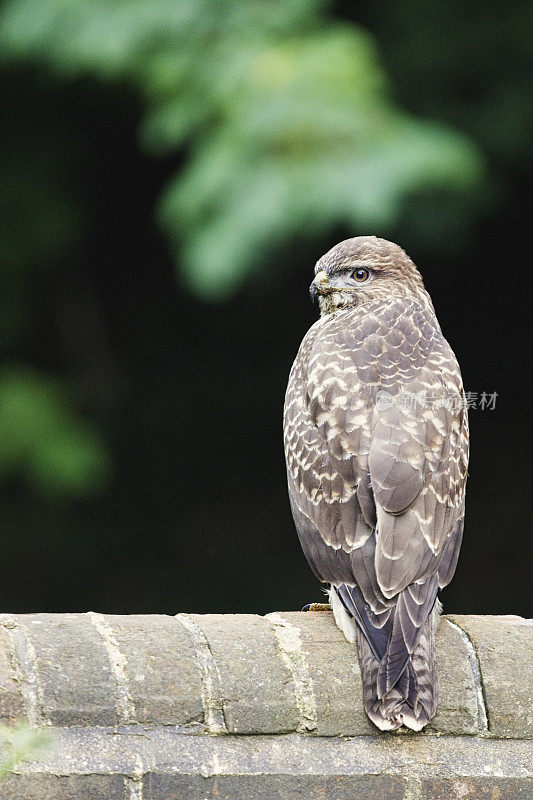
[[0, 1, 531, 617]]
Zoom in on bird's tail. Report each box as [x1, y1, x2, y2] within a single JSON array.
[[355, 600, 440, 731]]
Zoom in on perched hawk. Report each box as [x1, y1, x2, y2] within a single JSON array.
[[283, 236, 468, 731]]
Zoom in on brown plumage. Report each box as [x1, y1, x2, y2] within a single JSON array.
[[283, 236, 468, 731]]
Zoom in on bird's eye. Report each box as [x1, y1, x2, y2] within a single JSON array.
[[352, 268, 370, 282]]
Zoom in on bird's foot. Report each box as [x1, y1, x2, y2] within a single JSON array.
[[301, 603, 332, 612]]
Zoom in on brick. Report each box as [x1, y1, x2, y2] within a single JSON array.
[[146, 773, 406, 799], [100, 614, 204, 727], [187, 614, 300, 734], [428, 617, 480, 734], [273, 610, 375, 736], [420, 777, 533, 799], [0, 774, 125, 800], [449, 615, 533, 738], [15, 614, 118, 726]]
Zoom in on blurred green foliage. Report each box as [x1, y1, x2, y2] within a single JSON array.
[[0, 0, 484, 299], [0, 722, 52, 782], [0, 367, 111, 496]]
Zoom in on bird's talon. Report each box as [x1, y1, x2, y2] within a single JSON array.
[[301, 602, 332, 612]]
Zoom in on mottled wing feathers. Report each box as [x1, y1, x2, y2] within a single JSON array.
[[372, 347, 468, 598], [368, 404, 425, 514]]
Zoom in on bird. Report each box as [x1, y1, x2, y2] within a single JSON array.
[[283, 236, 468, 731]]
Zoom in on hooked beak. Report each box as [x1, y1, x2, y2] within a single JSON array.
[[309, 270, 329, 302]]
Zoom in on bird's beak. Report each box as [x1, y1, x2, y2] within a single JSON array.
[[309, 270, 329, 301]]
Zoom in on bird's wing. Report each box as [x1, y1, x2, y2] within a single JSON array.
[[370, 334, 469, 599]]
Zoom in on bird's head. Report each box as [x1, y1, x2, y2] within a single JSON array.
[[310, 236, 430, 315]]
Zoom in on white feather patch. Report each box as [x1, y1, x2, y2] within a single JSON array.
[[328, 585, 357, 644]]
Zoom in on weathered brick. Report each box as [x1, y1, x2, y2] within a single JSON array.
[[0, 774, 125, 800], [14, 614, 118, 726], [0, 624, 24, 725], [449, 615, 533, 738], [428, 617, 480, 734], [146, 773, 406, 799], [187, 614, 300, 734], [420, 777, 533, 799], [100, 614, 204, 727], [273, 610, 375, 736]]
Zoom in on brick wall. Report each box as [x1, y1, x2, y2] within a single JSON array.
[[0, 611, 531, 799]]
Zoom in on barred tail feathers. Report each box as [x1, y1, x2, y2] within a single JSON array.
[[329, 584, 441, 731], [355, 607, 439, 731]]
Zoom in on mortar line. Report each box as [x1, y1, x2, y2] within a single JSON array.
[[446, 619, 489, 733], [404, 775, 422, 800], [124, 776, 144, 800], [86, 612, 136, 725], [265, 613, 318, 733], [124, 753, 144, 800], [174, 614, 227, 734], [0, 616, 47, 727]]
